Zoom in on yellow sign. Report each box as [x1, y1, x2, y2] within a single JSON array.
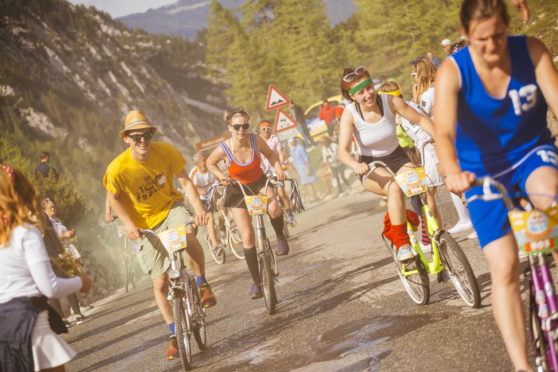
[[158, 225, 188, 253], [508, 206, 558, 254], [245, 195, 269, 215], [395, 167, 428, 197]]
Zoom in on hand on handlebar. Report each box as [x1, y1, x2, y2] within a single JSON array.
[[276, 170, 287, 182], [194, 211, 210, 226], [126, 225, 141, 240], [444, 171, 476, 194], [219, 176, 232, 186], [353, 162, 370, 175]]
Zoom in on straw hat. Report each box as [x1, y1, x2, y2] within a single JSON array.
[[119, 110, 158, 139]]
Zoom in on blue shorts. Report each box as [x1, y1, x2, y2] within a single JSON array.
[[465, 144, 558, 248]]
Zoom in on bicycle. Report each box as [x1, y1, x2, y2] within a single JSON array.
[[116, 225, 137, 292], [225, 176, 302, 315], [467, 177, 558, 371], [369, 142, 481, 308], [205, 184, 245, 261], [139, 226, 207, 371]]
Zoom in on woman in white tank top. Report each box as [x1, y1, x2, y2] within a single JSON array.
[[338, 66, 434, 262]]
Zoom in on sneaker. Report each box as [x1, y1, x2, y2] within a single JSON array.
[[288, 215, 296, 226], [249, 283, 263, 299], [447, 220, 473, 234], [198, 281, 217, 308], [419, 242, 432, 253], [396, 244, 414, 262], [276, 238, 289, 256], [74, 315, 88, 325], [166, 336, 178, 361]]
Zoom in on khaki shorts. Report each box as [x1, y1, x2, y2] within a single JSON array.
[[136, 202, 195, 280]]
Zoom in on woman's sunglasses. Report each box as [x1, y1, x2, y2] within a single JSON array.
[[230, 123, 250, 131], [260, 127, 272, 132], [128, 132, 153, 143], [342, 66, 365, 83]]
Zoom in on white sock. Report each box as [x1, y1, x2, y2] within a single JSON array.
[[450, 192, 471, 224]]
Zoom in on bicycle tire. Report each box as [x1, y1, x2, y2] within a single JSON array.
[[206, 233, 225, 264], [260, 243, 277, 315], [173, 295, 192, 370], [528, 275, 551, 372], [384, 236, 429, 305], [283, 222, 290, 239], [437, 232, 481, 308], [190, 279, 207, 351], [228, 228, 244, 259]]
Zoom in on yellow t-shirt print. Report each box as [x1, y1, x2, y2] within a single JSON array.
[[104, 142, 185, 229]]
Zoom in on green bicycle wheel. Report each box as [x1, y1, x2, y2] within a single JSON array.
[[173, 295, 192, 370], [260, 240, 277, 315], [383, 235, 429, 305], [437, 232, 481, 308]]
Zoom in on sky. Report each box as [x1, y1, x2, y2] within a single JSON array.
[[67, 0, 178, 18]]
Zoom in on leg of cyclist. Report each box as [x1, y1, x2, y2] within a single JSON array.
[[525, 165, 558, 264], [483, 233, 529, 371], [206, 212, 223, 256], [363, 164, 413, 261], [184, 227, 216, 307], [265, 184, 289, 255], [276, 184, 295, 224], [230, 207, 262, 298]]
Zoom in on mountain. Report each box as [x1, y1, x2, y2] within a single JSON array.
[[118, 0, 356, 40], [0, 0, 228, 210]]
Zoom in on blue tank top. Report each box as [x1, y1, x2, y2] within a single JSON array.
[[451, 35, 551, 176]]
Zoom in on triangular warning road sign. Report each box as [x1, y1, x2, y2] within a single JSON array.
[[265, 85, 290, 111], [274, 109, 298, 133]]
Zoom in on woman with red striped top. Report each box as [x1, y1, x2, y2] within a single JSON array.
[[207, 110, 288, 299]]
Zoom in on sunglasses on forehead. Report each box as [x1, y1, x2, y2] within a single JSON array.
[[342, 66, 366, 83], [230, 123, 250, 131], [128, 132, 153, 143]]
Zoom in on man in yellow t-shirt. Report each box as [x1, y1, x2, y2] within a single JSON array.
[[103, 110, 216, 361]]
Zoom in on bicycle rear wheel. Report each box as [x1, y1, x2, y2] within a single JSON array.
[[206, 233, 225, 264], [173, 294, 192, 370], [529, 278, 551, 372], [437, 232, 481, 308], [189, 279, 207, 351], [383, 235, 429, 305], [228, 228, 244, 259], [283, 222, 290, 239], [260, 240, 277, 315]]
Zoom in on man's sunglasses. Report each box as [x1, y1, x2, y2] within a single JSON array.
[[128, 132, 153, 143], [342, 66, 365, 83], [230, 123, 250, 131]]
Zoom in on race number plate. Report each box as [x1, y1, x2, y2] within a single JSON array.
[[509, 206, 558, 255], [245, 195, 269, 215], [395, 167, 428, 197], [158, 225, 188, 253]]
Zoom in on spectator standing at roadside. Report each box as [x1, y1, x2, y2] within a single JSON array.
[[319, 99, 337, 137], [321, 136, 350, 195], [289, 137, 319, 205], [440, 38, 452, 55], [34, 151, 59, 179], [290, 101, 314, 146], [427, 51, 441, 68]]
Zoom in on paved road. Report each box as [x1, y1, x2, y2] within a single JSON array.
[[65, 189, 524, 371]]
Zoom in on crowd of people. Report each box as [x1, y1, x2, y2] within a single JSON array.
[[2, 0, 556, 370]]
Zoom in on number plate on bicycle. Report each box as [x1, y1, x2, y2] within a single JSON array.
[[157, 225, 188, 253], [509, 207, 558, 254], [245, 195, 268, 215], [395, 167, 428, 197]]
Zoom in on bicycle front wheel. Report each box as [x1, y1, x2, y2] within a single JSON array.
[[207, 233, 225, 265], [173, 295, 192, 370], [228, 228, 244, 259], [260, 240, 277, 315], [190, 279, 207, 351], [383, 236, 429, 305], [437, 232, 481, 308]]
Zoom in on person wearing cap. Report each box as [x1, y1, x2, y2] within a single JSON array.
[[258, 121, 296, 230], [440, 38, 452, 55], [103, 110, 216, 361]]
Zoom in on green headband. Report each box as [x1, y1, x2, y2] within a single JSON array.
[[348, 77, 372, 95]]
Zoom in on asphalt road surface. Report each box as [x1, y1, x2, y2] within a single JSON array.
[[65, 188, 533, 372]]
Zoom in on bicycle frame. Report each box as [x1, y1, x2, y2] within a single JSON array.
[[468, 177, 558, 370]]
